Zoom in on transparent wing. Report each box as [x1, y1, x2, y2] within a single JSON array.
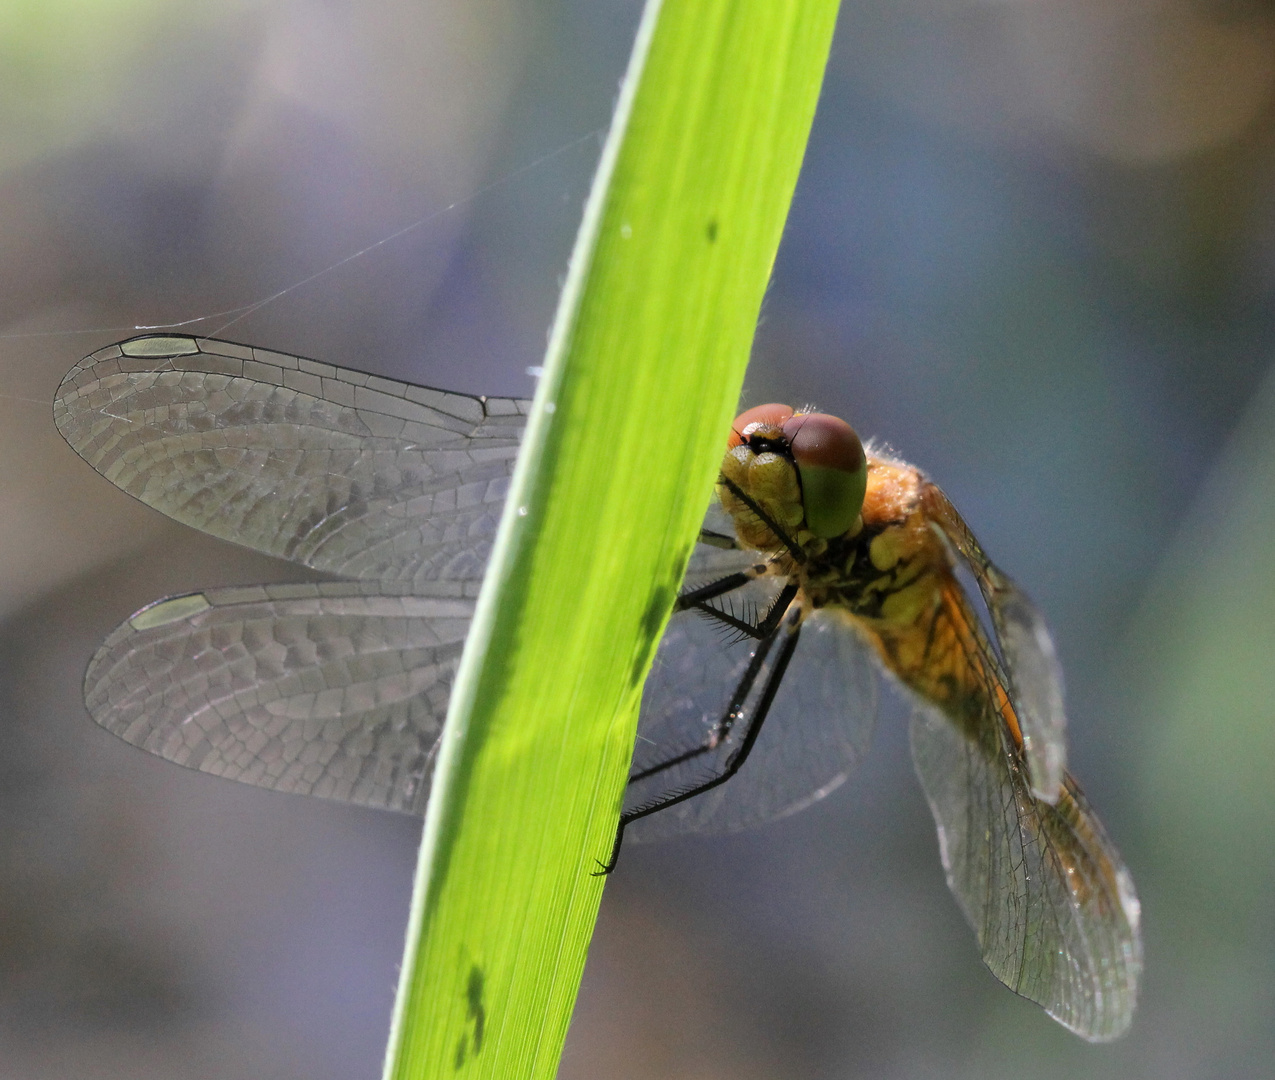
[[628, 577, 877, 840], [54, 334, 529, 589], [921, 480, 1067, 801], [909, 698, 1142, 1042], [681, 499, 763, 581], [85, 581, 474, 814]]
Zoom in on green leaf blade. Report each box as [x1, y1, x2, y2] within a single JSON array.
[[384, 3, 841, 1077]]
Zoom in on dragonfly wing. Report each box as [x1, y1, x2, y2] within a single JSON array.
[[86, 581, 474, 813], [909, 699, 1142, 1041], [54, 334, 529, 587], [921, 481, 1067, 801], [628, 579, 877, 840], [678, 498, 763, 579]]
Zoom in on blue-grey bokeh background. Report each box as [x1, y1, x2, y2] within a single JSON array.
[[1, 2, 1272, 1077]]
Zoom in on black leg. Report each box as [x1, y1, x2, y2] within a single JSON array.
[[684, 580, 799, 642], [595, 605, 804, 874], [628, 621, 782, 783], [627, 581, 797, 785], [676, 571, 760, 611]]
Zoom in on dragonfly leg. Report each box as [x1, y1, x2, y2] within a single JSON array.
[[595, 604, 803, 874], [595, 819, 627, 876], [696, 527, 740, 550], [681, 578, 798, 642], [676, 570, 759, 611], [636, 584, 798, 780]]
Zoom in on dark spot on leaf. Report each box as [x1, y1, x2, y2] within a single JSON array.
[[454, 964, 486, 1069], [467, 965, 485, 1052], [706, 218, 718, 242]]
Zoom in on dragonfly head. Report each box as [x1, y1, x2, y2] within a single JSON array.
[[724, 404, 867, 543]]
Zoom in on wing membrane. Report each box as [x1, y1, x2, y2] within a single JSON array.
[[921, 480, 1067, 801], [910, 698, 1141, 1041], [54, 335, 529, 588], [86, 581, 474, 813]]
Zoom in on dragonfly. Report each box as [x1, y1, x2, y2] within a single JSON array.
[[54, 334, 1141, 1042]]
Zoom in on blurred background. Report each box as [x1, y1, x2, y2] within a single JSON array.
[[1, 0, 1273, 1077]]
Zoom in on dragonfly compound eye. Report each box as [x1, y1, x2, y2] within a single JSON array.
[[782, 412, 867, 538], [729, 402, 795, 448]]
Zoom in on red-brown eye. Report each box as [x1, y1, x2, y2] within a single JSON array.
[[782, 412, 867, 538], [729, 403, 794, 447]]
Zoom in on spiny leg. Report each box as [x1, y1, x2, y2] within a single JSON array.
[[677, 570, 763, 612], [628, 617, 782, 785], [628, 581, 798, 791], [596, 603, 804, 874], [680, 576, 798, 642]]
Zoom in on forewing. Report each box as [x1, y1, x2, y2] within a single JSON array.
[[85, 581, 474, 814], [54, 335, 529, 588], [921, 480, 1067, 801], [909, 700, 1142, 1041], [628, 586, 877, 840]]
